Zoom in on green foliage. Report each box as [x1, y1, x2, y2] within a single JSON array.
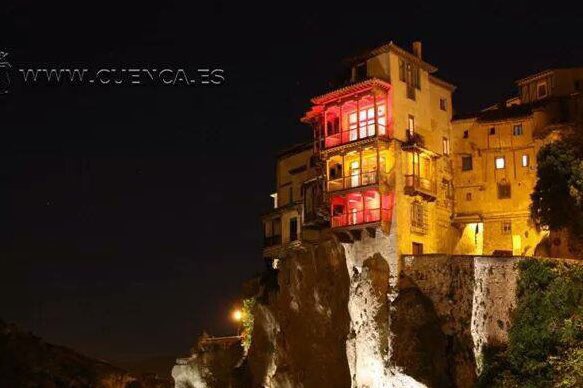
[[241, 298, 256, 352], [478, 260, 583, 387], [531, 141, 583, 235]]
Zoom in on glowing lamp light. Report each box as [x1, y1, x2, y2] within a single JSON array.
[[232, 309, 243, 322]]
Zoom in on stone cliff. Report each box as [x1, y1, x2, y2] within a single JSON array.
[[175, 231, 582, 387]]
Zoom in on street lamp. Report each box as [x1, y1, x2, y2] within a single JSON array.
[[231, 308, 243, 336]]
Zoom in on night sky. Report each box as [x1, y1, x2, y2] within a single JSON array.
[[1, 0, 582, 364]]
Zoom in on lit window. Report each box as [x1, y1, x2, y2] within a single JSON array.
[[442, 137, 450, 155], [489, 127, 496, 135], [537, 81, 548, 99], [522, 154, 530, 167], [462, 156, 473, 171], [408, 115, 415, 133], [463, 130, 469, 139], [439, 98, 447, 111], [513, 124, 523, 136], [501, 221, 512, 235], [495, 156, 505, 169]]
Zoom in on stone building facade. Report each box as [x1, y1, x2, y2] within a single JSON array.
[[262, 41, 583, 259]]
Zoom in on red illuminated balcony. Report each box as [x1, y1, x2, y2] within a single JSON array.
[[303, 79, 393, 151], [330, 189, 394, 229]]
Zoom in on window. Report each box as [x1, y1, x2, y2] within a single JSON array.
[[412, 242, 424, 255], [489, 127, 496, 135], [442, 179, 453, 199], [498, 183, 511, 199], [466, 192, 472, 201], [439, 98, 447, 111], [501, 221, 512, 235], [462, 156, 473, 171], [289, 217, 298, 241], [399, 59, 406, 81], [411, 202, 426, 230], [463, 130, 469, 139], [513, 124, 523, 136], [495, 156, 505, 169], [522, 154, 530, 167], [408, 115, 415, 133], [537, 81, 548, 99], [442, 137, 450, 155], [401, 59, 420, 99]]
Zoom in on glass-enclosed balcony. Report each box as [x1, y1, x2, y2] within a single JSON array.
[[324, 97, 389, 149], [304, 79, 392, 150], [330, 190, 393, 228], [404, 151, 437, 199], [327, 147, 393, 192]]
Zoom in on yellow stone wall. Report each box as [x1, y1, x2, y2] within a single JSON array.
[[451, 113, 548, 255], [276, 146, 314, 207]]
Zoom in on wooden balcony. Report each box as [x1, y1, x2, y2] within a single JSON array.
[[328, 171, 380, 192], [404, 175, 437, 201]]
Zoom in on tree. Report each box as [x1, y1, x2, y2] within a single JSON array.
[[531, 140, 583, 239]]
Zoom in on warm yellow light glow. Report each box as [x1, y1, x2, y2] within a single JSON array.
[[232, 309, 243, 322]]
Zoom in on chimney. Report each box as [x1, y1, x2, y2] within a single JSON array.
[[412, 41, 422, 59]]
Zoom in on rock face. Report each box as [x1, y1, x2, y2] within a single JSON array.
[[172, 336, 247, 388], [248, 239, 352, 387], [177, 232, 581, 387]]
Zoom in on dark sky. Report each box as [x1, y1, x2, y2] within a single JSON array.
[[1, 0, 582, 362]]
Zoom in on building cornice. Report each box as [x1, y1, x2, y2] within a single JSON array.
[[310, 78, 391, 105]]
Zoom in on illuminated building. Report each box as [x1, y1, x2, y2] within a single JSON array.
[[452, 67, 583, 255], [263, 41, 583, 258]]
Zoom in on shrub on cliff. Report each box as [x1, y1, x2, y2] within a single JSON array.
[[478, 259, 583, 387], [531, 140, 583, 255]]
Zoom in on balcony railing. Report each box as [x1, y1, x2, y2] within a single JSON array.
[[325, 123, 388, 149], [328, 171, 380, 192], [404, 175, 437, 197], [263, 235, 282, 247], [331, 208, 392, 228]]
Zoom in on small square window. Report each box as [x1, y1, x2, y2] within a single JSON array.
[[513, 124, 523, 136], [462, 156, 473, 171], [463, 130, 469, 139], [495, 156, 505, 169], [466, 192, 472, 201], [498, 183, 511, 199], [489, 127, 496, 135], [501, 221, 512, 235], [440, 98, 447, 111], [522, 154, 530, 167]]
